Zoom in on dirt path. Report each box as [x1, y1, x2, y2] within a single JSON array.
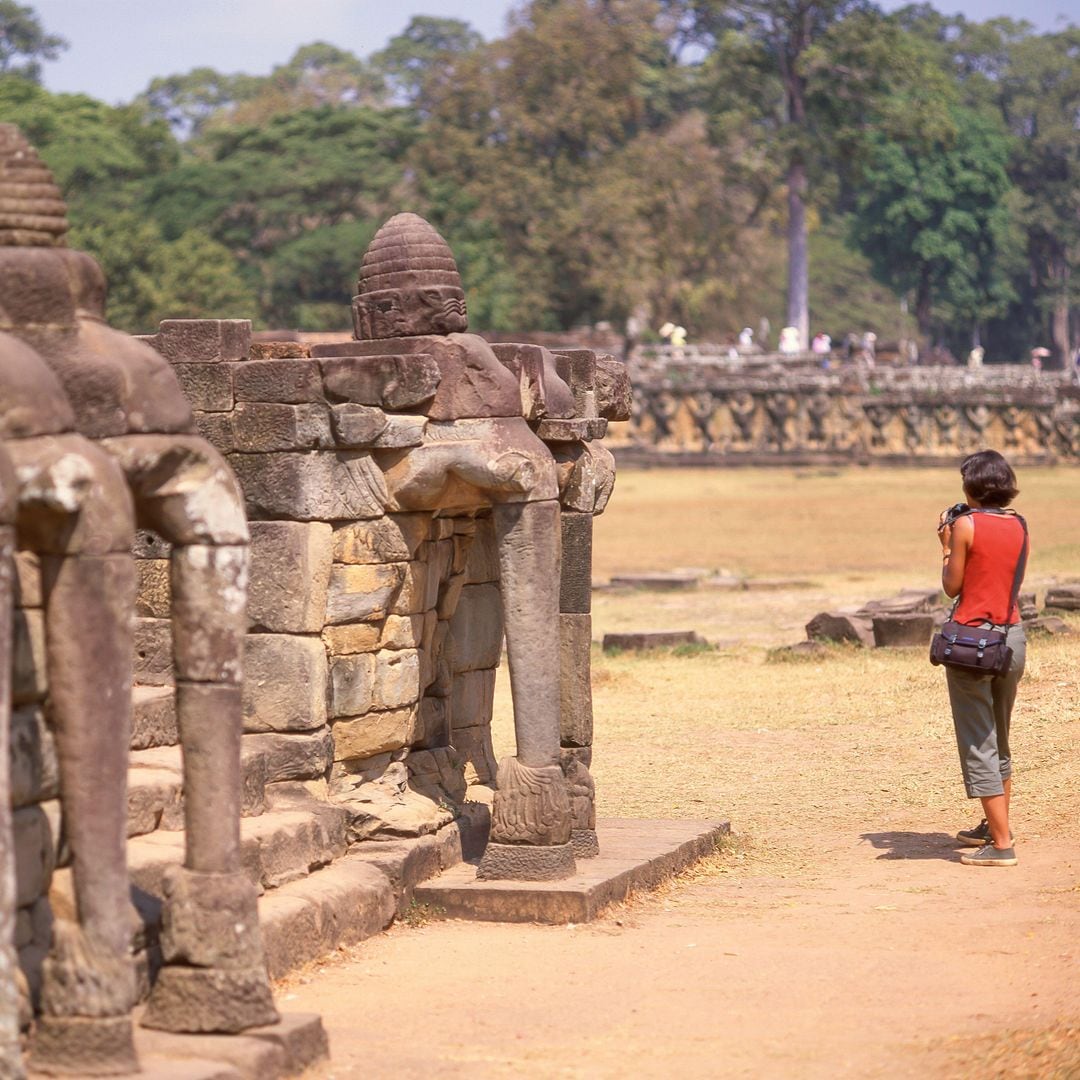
[[286, 811, 1078, 1079], [283, 464, 1080, 1077]]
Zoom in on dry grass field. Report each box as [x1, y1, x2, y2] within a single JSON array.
[[492, 465, 1080, 846], [482, 465, 1080, 1076], [295, 466, 1080, 1080]]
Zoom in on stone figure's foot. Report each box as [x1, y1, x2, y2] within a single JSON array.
[[31, 920, 139, 1075], [30, 1015, 138, 1076], [479, 757, 577, 880], [140, 866, 279, 1033], [140, 965, 279, 1033], [570, 828, 600, 858], [477, 841, 576, 881]]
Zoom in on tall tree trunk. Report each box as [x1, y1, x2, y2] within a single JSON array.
[[1051, 255, 1071, 369], [786, 157, 809, 349], [915, 265, 932, 339]]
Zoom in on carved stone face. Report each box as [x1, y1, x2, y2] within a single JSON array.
[[353, 212, 470, 341], [352, 284, 468, 340]]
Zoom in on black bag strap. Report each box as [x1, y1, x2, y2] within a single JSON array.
[[951, 509, 1028, 628]]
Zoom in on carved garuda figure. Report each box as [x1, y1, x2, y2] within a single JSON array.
[[346, 213, 578, 880], [0, 124, 277, 1053]]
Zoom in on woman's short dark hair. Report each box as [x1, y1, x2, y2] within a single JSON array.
[[960, 450, 1019, 507]]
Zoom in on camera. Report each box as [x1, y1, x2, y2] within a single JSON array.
[[940, 502, 970, 528]]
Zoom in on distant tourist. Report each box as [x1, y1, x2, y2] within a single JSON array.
[[967, 346, 984, 370], [739, 326, 754, 348], [779, 326, 800, 355], [937, 450, 1027, 867], [1030, 346, 1050, 371], [811, 332, 831, 355], [861, 331, 877, 363]]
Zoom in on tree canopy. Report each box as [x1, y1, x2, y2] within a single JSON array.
[[3, 1, 1077, 362]]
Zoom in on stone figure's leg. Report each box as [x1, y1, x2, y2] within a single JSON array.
[[102, 435, 277, 1034], [0, 453, 25, 1080], [545, 440, 612, 860], [9, 437, 139, 1075], [477, 499, 575, 881], [558, 507, 598, 858]]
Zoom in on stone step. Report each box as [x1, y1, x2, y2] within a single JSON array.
[[125, 798, 350, 899], [131, 1012, 328, 1080], [256, 813, 476, 978], [30, 1011, 330, 1080], [126, 742, 270, 841]]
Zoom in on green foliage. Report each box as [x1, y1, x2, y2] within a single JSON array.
[[144, 105, 418, 326], [371, 16, 483, 107], [851, 104, 1020, 347], [0, 0, 64, 82], [1, 1, 1075, 353]]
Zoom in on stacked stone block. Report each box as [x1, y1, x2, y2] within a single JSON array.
[[135, 322, 580, 844], [124, 321, 630, 858]]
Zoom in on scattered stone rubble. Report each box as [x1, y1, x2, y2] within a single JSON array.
[[0, 124, 631, 1078], [804, 586, 1072, 652]]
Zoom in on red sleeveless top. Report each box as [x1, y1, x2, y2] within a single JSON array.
[[954, 513, 1028, 626]]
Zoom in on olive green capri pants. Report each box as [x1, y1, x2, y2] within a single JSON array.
[[945, 623, 1026, 798]]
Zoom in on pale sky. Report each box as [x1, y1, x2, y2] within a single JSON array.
[[31, 0, 1078, 106]]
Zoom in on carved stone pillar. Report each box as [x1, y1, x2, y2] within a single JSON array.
[[0, 449, 24, 1080]]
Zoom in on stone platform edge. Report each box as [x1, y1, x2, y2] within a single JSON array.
[[413, 817, 730, 924]]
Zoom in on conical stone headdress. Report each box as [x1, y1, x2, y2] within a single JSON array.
[[353, 212, 468, 340], [0, 123, 68, 248]]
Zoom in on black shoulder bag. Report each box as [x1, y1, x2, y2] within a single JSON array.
[[929, 511, 1028, 677]]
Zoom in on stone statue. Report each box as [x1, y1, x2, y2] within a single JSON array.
[[0, 124, 277, 1044], [0, 326, 138, 1074], [1, 443, 22, 1079], [346, 213, 577, 880]]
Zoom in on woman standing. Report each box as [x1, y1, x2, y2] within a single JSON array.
[[937, 450, 1028, 867]]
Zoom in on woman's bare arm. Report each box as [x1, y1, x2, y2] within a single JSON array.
[[941, 515, 974, 597]]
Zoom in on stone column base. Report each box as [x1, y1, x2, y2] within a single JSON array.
[[30, 1014, 138, 1076], [571, 828, 600, 858], [476, 841, 575, 881], [140, 965, 278, 1034]]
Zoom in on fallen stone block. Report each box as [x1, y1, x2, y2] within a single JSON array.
[[601, 630, 706, 651], [872, 612, 937, 647], [1024, 615, 1072, 635], [608, 572, 700, 591], [1044, 584, 1080, 611], [806, 611, 875, 647], [768, 640, 831, 661], [860, 589, 941, 616]]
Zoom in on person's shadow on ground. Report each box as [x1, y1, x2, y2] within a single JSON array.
[[859, 831, 963, 862]]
